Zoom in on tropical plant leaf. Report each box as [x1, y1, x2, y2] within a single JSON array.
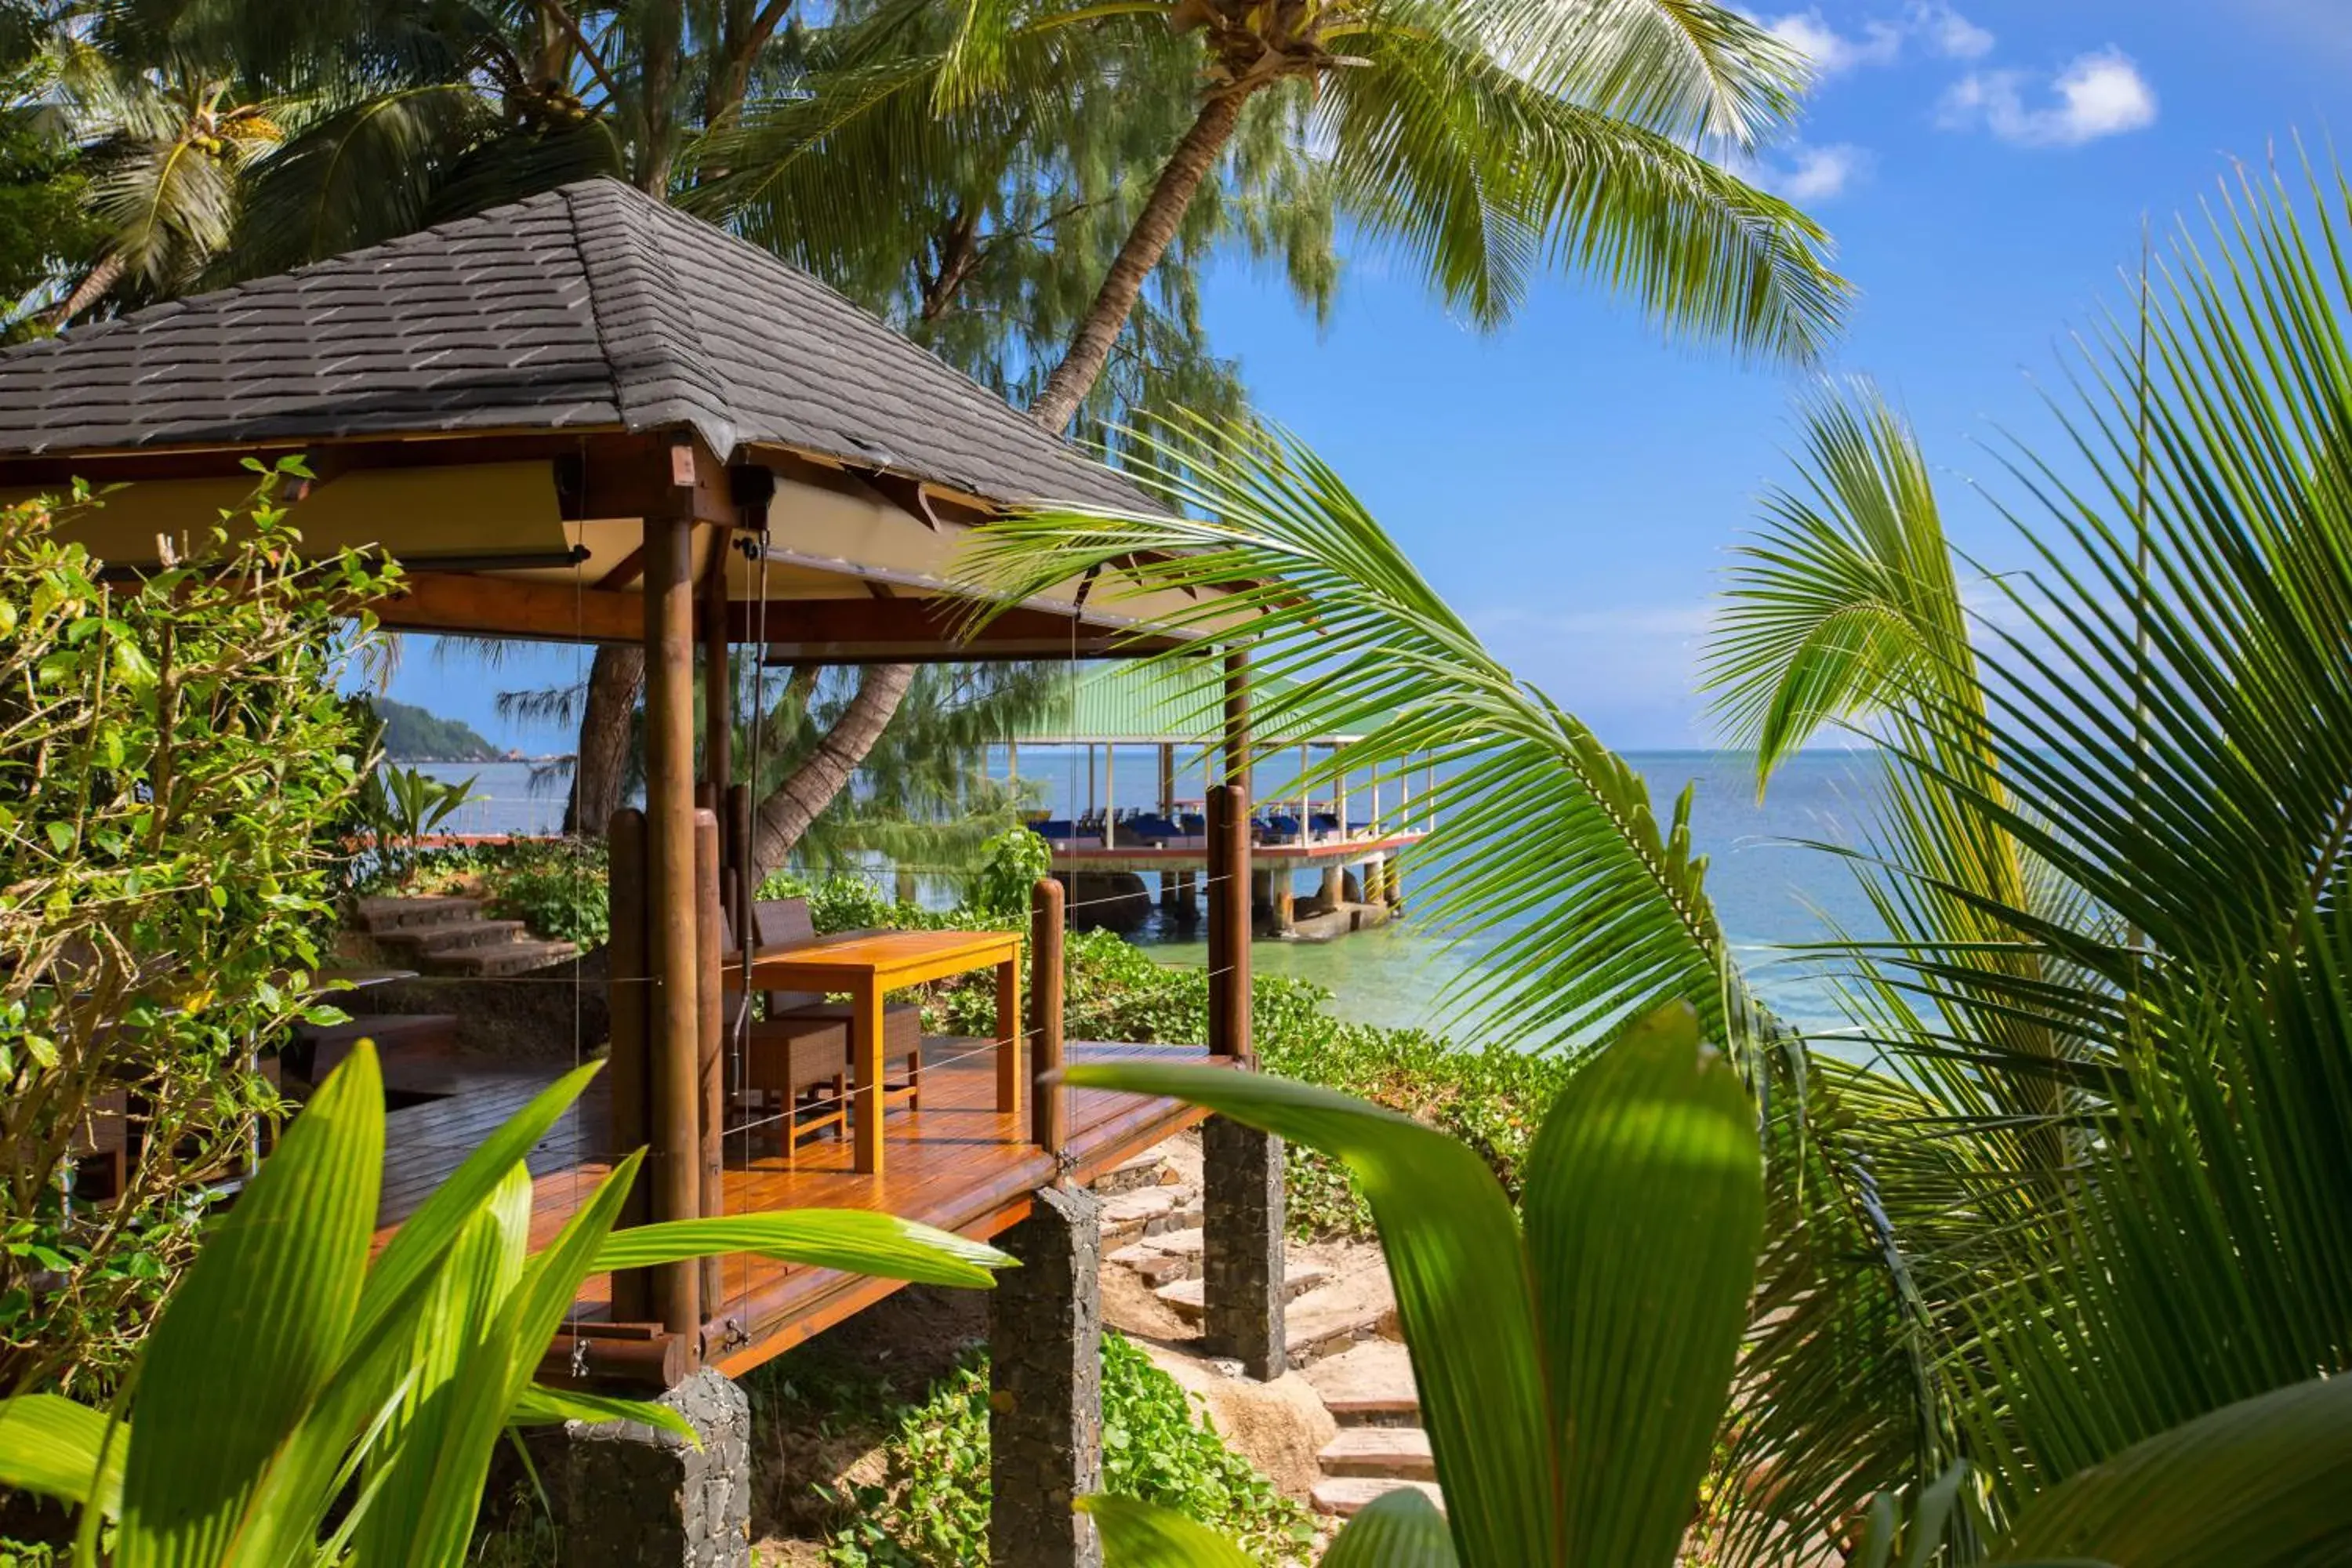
[[114, 1040, 383, 1568], [1061, 1061, 1559, 1566], [0, 1393, 126, 1515], [1521, 1001, 1762, 1567], [1077, 1494, 1258, 1566], [960, 412, 1742, 1062], [1321, 1486, 1461, 1567], [1987, 1374, 2352, 1568], [593, 1210, 1011, 1287], [510, 1385, 699, 1446]]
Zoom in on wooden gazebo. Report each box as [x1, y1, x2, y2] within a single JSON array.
[[0, 179, 1281, 1566]]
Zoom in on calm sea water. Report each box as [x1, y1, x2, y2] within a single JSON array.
[[408, 750, 1888, 1037]]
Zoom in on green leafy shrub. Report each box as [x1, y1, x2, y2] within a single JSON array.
[[483, 839, 610, 948], [0, 468, 393, 1393], [964, 827, 1051, 919], [818, 1333, 1315, 1566]]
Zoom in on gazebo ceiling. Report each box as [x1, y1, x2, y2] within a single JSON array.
[[0, 180, 1227, 659]]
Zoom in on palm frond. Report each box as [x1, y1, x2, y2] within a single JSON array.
[[957, 410, 1741, 1057]]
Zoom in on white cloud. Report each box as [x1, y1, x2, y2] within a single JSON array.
[[1762, 9, 1904, 78], [1911, 1, 1995, 59], [1770, 143, 1871, 201], [1940, 49, 2158, 147]]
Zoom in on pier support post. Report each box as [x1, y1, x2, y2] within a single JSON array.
[[1270, 876, 1294, 936], [1381, 853, 1403, 914], [1203, 1116, 1287, 1381], [547, 1369, 751, 1568], [989, 1185, 1104, 1568], [1312, 865, 1341, 916]]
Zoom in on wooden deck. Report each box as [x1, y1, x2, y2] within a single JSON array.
[[368, 1036, 1218, 1375]]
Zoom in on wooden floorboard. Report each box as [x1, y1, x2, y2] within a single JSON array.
[[368, 1036, 1220, 1377]]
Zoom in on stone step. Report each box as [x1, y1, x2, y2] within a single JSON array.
[[418, 940, 579, 978], [1095, 1150, 1178, 1196], [1098, 1185, 1202, 1246], [1302, 1341, 1421, 1428], [354, 895, 484, 935], [1106, 1227, 1205, 1289], [375, 919, 531, 955], [1317, 1426, 1436, 1483], [1154, 1264, 1330, 1323], [1309, 1477, 1445, 1519], [1282, 1274, 1403, 1370]]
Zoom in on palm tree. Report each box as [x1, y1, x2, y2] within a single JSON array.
[[20, 0, 1325, 861], [703, 0, 1849, 434], [948, 151, 2352, 1558]]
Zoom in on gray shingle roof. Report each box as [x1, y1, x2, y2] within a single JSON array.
[[0, 179, 1146, 511]]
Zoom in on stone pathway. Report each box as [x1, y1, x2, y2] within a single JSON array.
[[1092, 1138, 1443, 1525]]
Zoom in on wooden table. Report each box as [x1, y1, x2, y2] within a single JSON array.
[[736, 930, 1022, 1177]]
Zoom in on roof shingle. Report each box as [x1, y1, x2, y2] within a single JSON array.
[[0, 179, 1145, 511]]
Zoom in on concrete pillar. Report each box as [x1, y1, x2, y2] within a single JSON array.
[[990, 1185, 1104, 1568], [1250, 868, 1272, 913], [1203, 1116, 1287, 1381], [549, 1370, 750, 1568], [1381, 854, 1404, 913], [1361, 857, 1384, 907], [1313, 865, 1341, 916], [1271, 877, 1295, 936]]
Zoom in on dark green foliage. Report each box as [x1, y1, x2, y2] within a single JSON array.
[[362, 837, 611, 949], [367, 696, 499, 761], [810, 1334, 1316, 1566]]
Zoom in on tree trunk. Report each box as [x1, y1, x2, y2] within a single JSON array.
[[1027, 86, 1247, 435], [41, 252, 127, 332], [746, 663, 916, 881], [570, 643, 643, 836]]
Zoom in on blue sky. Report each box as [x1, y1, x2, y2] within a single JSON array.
[[389, 0, 2348, 753]]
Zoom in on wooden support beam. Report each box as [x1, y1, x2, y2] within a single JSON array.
[[1207, 782, 1251, 1064], [1210, 649, 1252, 1063], [644, 496, 703, 1359], [607, 808, 652, 1323], [695, 808, 725, 1310], [1029, 877, 1067, 1159], [371, 574, 1187, 659], [702, 554, 733, 799]]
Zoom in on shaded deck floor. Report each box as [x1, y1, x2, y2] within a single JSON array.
[[368, 1036, 1218, 1374]]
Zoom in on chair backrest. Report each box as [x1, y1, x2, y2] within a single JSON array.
[[753, 898, 823, 1013], [754, 898, 817, 948]]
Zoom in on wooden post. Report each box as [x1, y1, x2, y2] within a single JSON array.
[[1104, 742, 1116, 848], [607, 808, 651, 1323], [695, 808, 724, 1308], [1029, 877, 1067, 1158], [1159, 742, 1175, 814], [1210, 650, 1252, 1062], [644, 503, 702, 1356], [1207, 780, 1251, 1063], [702, 557, 732, 804]]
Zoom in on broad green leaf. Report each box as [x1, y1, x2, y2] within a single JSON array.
[[1323, 1486, 1460, 1567], [1988, 1374, 2352, 1568], [355, 1058, 599, 1345], [510, 1385, 699, 1446], [348, 1163, 534, 1568], [396, 1155, 642, 1568], [1521, 1000, 1762, 1568], [1076, 1494, 1256, 1567], [0, 1394, 126, 1516], [594, 1210, 1011, 1287], [115, 1041, 384, 1568], [1062, 1062, 1559, 1566]]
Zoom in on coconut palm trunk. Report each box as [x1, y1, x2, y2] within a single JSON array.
[[746, 663, 916, 879], [1028, 85, 1247, 434]]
